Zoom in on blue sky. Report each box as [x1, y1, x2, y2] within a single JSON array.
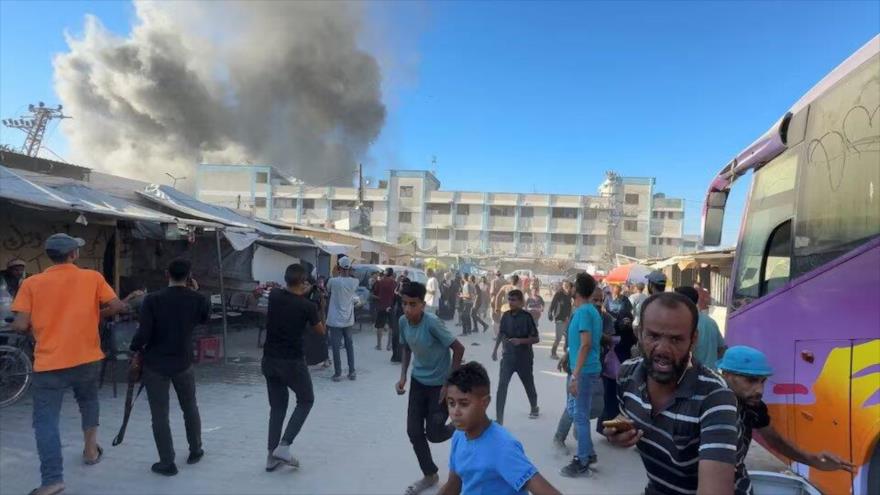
[[1, 1, 878, 246]]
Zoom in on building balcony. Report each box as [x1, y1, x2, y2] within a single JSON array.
[[550, 218, 579, 233], [519, 218, 548, 232], [424, 212, 453, 227], [455, 214, 483, 228]]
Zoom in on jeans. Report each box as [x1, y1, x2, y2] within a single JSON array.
[[406, 377, 453, 476], [262, 357, 314, 451], [329, 326, 355, 377], [459, 302, 473, 333], [555, 375, 577, 441], [551, 320, 567, 356], [32, 360, 101, 486], [495, 355, 538, 425], [574, 372, 600, 462], [142, 366, 202, 464], [597, 375, 618, 434]]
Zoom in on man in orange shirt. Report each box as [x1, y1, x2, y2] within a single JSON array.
[[11, 233, 133, 495]]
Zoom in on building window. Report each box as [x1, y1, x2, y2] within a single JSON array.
[[651, 237, 658, 245], [520, 206, 534, 218], [361, 201, 374, 209], [254, 197, 267, 208], [582, 235, 599, 246], [301, 198, 315, 210], [489, 205, 515, 217], [489, 231, 514, 242], [426, 203, 451, 214], [520, 233, 533, 243], [400, 186, 414, 198], [399, 212, 413, 223], [551, 233, 576, 245], [583, 209, 598, 220], [455, 231, 470, 241], [456, 204, 470, 215], [426, 229, 449, 240], [551, 207, 577, 219], [624, 220, 638, 231], [255, 172, 268, 184], [625, 193, 640, 205], [332, 200, 356, 211], [273, 198, 296, 209], [622, 246, 637, 257]]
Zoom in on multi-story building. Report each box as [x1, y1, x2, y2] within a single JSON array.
[[195, 165, 687, 262]]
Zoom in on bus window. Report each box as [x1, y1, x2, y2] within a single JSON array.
[[794, 53, 880, 278], [761, 220, 792, 296], [732, 150, 798, 310]]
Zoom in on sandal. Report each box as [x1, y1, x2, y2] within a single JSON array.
[[28, 483, 65, 495], [84, 445, 103, 465]]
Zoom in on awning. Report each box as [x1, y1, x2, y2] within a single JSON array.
[[1, 165, 178, 223], [138, 184, 273, 233], [316, 240, 355, 256]]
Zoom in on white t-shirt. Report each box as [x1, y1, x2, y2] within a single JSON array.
[[425, 277, 439, 308], [326, 276, 360, 328]]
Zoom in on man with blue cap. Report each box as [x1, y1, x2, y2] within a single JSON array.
[[718, 345, 855, 495]]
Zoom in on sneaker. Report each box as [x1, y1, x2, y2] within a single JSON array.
[[186, 448, 204, 465], [271, 445, 300, 467], [348, 372, 357, 381], [266, 453, 283, 472], [529, 407, 540, 419], [332, 374, 342, 382], [588, 454, 598, 465], [151, 462, 179, 476], [560, 457, 591, 478]]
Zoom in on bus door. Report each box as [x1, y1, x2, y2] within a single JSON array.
[[793, 339, 853, 492]]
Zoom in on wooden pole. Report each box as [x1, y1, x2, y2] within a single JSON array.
[[113, 225, 122, 295], [215, 229, 229, 364]]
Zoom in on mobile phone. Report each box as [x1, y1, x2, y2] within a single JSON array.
[[602, 418, 635, 432]]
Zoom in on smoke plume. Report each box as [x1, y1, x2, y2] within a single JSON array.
[[53, 0, 386, 187]]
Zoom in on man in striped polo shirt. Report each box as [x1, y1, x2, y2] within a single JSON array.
[[602, 292, 739, 495]]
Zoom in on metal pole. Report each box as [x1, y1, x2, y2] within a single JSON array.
[[113, 225, 122, 295], [215, 229, 229, 364]]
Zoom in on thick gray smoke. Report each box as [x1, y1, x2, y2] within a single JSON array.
[[53, 0, 386, 187]]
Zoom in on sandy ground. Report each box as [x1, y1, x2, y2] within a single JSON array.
[[1, 316, 787, 495]]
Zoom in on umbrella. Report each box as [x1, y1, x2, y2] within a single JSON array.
[[605, 263, 651, 285]]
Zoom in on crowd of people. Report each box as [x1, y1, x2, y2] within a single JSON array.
[[5, 233, 856, 495]]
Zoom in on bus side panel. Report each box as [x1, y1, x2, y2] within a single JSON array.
[[726, 242, 880, 495]]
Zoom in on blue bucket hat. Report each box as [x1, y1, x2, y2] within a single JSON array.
[[718, 345, 774, 377]]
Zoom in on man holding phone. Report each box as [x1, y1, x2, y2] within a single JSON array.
[[602, 292, 740, 495]]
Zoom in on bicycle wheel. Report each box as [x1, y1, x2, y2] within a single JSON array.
[[0, 345, 33, 408]]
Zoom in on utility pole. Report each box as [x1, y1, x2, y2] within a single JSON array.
[[354, 163, 371, 235], [2, 102, 70, 157]]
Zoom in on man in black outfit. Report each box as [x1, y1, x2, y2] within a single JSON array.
[[491, 289, 540, 424], [262, 263, 325, 472], [131, 258, 210, 476]]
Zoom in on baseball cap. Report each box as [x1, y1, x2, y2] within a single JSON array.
[[45, 233, 86, 255], [646, 271, 667, 285], [6, 259, 26, 269], [338, 256, 352, 270], [717, 345, 774, 377]]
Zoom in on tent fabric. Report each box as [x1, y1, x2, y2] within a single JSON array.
[[224, 231, 261, 251], [0, 165, 179, 224], [316, 240, 355, 256], [138, 184, 267, 232], [0, 165, 79, 210]]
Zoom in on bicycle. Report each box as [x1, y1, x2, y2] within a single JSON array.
[[0, 326, 34, 408]]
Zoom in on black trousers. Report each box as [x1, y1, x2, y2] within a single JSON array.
[[406, 378, 453, 476], [459, 302, 473, 334], [471, 304, 488, 331], [390, 313, 402, 362], [597, 375, 618, 433], [262, 356, 315, 451], [495, 355, 538, 425], [142, 366, 202, 464]]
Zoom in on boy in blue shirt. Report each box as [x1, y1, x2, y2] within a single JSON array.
[[438, 361, 561, 495], [397, 282, 466, 495], [560, 272, 603, 478]]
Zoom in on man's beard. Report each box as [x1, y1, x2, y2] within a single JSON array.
[[645, 351, 690, 384]]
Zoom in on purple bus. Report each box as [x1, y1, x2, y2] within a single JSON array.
[[701, 35, 879, 495]]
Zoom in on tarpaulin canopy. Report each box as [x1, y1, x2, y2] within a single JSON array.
[[314, 240, 355, 256], [138, 184, 276, 233], [1, 165, 178, 224]]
